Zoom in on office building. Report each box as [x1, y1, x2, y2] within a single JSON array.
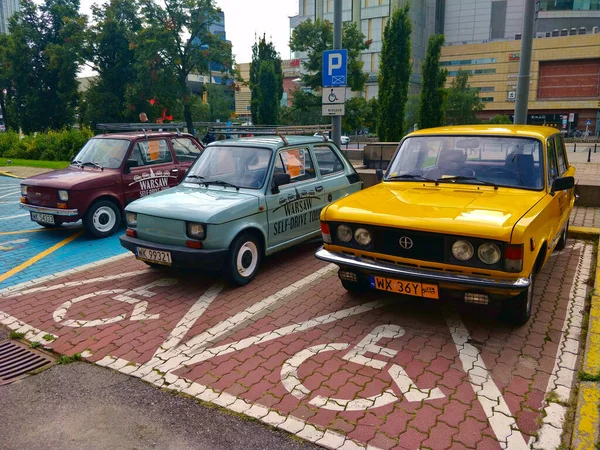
[[0, 0, 19, 34], [289, 0, 444, 99]]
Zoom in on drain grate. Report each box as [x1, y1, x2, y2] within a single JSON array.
[[0, 339, 54, 386]]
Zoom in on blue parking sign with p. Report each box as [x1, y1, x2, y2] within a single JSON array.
[[323, 49, 348, 87]]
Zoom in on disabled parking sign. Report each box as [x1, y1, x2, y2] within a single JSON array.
[[322, 49, 348, 87]]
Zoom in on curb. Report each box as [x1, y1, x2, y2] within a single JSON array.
[[571, 227, 600, 450], [0, 171, 23, 179]]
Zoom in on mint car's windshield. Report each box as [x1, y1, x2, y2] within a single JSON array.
[[185, 146, 272, 189], [385, 135, 544, 190], [73, 138, 130, 169]]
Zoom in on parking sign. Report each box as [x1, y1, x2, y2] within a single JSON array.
[[322, 49, 348, 87]]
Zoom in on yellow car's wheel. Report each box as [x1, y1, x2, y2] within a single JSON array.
[[500, 273, 534, 326]]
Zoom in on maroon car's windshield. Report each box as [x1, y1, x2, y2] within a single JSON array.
[[72, 138, 130, 169]]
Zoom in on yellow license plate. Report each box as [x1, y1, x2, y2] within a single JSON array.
[[370, 276, 439, 299]]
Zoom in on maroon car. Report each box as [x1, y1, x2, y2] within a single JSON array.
[[20, 129, 203, 237]]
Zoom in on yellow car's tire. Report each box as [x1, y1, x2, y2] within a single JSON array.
[[500, 273, 534, 326]]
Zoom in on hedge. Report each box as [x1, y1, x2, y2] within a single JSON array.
[[0, 128, 94, 161]]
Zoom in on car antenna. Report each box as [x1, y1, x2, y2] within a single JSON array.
[[276, 132, 289, 146]]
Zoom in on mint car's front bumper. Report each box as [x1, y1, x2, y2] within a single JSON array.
[[315, 247, 530, 292], [120, 234, 228, 270]]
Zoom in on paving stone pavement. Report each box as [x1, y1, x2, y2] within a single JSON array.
[[570, 205, 600, 229], [0, 237, 593, 450]]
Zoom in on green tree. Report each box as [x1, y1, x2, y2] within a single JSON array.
[[206, 83, 234, 122], [0, 33, 12, 131], [289, 18, 369, 92], [377, 4, 412, 141], [82, 0, 142, 128], [343, 97, 369, 134], [7, 0, 85, 133], [133, 0, 234, 131], [256, 61, 278, 125], [419, 34, 447, 129], [405, 94, 420, 134], [249, 35, 282, 124], [488, 114, 512, 124], [445, 70, 484, 125]]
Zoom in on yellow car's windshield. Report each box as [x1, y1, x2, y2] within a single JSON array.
[[386, 135, 544, 190]]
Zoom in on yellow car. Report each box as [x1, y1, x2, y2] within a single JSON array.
[[316, 125, 575, 325]]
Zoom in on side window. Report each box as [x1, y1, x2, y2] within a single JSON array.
[[273, 147, 316, 185], [546, 138, 559, 184], [554, 135, 568, 175], [133, 140, 173, 166], [314, 145, 345, 175], [172, 138, 202, 162]]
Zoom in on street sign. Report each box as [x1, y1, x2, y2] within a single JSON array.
[[569, 113, 575, 123], [322, 49, 348, 87], [587, 119, 592, 126], [322, 87, 346, 105], [322, 104, 345, 116]]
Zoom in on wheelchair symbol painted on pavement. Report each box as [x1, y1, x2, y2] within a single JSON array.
[[280, 324, 445, 411], [53, 279, 177, 327]]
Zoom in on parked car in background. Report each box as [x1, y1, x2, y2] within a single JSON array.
[[316, 125, 576, 325], [120, 135, 362, 285], [20, 125, 203, 237], [313, 132, 350, 145]]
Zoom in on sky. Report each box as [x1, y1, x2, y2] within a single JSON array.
[[78, 0, 299, 65]]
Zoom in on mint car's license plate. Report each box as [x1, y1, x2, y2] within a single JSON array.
[[31, 212, 55, 225], [136, 247, 172, 265]]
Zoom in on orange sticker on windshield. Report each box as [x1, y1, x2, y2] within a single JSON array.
[[282, 149, 305, 178], [148, 141, 160, 161]]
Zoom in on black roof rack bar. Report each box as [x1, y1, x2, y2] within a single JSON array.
[[96, 123, 187, 135]]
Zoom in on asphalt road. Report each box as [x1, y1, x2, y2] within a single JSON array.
[[0, 328, 318, 450]]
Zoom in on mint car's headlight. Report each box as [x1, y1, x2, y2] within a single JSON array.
[[354, 228, 371, 246], [452, 240, 474, 261], [336, 224, 352, 243], [21, 185, 28, 196], [478, 243, 501, 265], [126, 212, 137, 228], [186, 222, 206, 240], [58, 190, 69, 201]]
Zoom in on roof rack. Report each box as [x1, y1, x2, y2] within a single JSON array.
[[96, 123, 187, 137]]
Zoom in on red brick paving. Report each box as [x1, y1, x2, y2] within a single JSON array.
[[0, 240, 590, 449]]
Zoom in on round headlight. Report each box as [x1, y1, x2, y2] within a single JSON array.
[[354, 228, 372, 246], [452, 240, 474, 261], [125, 212, 137, 228], [478, 243, 501, 265], [336, 224, 352, 243]]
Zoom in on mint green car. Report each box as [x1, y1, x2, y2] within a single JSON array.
[[119, 136, 362, 285]]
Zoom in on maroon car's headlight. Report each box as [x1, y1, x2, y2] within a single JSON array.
[[20, 185, 28, 196], [58, 190, 69, 201]]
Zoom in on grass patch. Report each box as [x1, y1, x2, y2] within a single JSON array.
[[8, 331, 25, 340], [42, 334, 55, 342], [0, 158, 70, 169], [29, 341, 42, 349], [55, 353, 82, 365], [579, 372, 600, 382]]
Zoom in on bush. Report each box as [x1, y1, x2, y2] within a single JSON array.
[[0, 128, 93, 161]]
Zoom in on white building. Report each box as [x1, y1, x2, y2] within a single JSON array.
[[0, 0, 20, 34]]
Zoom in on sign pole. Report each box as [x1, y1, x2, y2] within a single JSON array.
[[332, 0, 342, 147], [514, 0, 536, 124]]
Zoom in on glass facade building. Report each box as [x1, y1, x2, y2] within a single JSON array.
[[0, 0, 20, 34]]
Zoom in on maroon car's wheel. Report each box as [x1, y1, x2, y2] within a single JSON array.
[[83, 200, 121, 238]]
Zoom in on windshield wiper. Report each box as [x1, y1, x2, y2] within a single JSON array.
[[386, 174, 436, 183], [71, 159, 83, 166], [436, 176, 498, 190], [185, 174, 205, 183], [80, 161, 103, 170], [202, 179, 240, 191]]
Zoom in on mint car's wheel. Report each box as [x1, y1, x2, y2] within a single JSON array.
[[500, 273, 534, 326], [83, 200, 121, 238], [224, 232, 262, 286], [555, 221, 568, 251]]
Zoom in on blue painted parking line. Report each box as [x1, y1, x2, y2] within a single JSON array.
[[0, 176, 128, 289]]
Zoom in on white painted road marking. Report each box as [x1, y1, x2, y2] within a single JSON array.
[[445, 310, 529, 450], [0, 213, 28, 221], [53, 279, 176, 327], [0, 190, 21, 199]]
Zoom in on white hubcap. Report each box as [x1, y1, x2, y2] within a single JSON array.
[[237, 241, 258, 278], [92, 206, 116, 233]]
